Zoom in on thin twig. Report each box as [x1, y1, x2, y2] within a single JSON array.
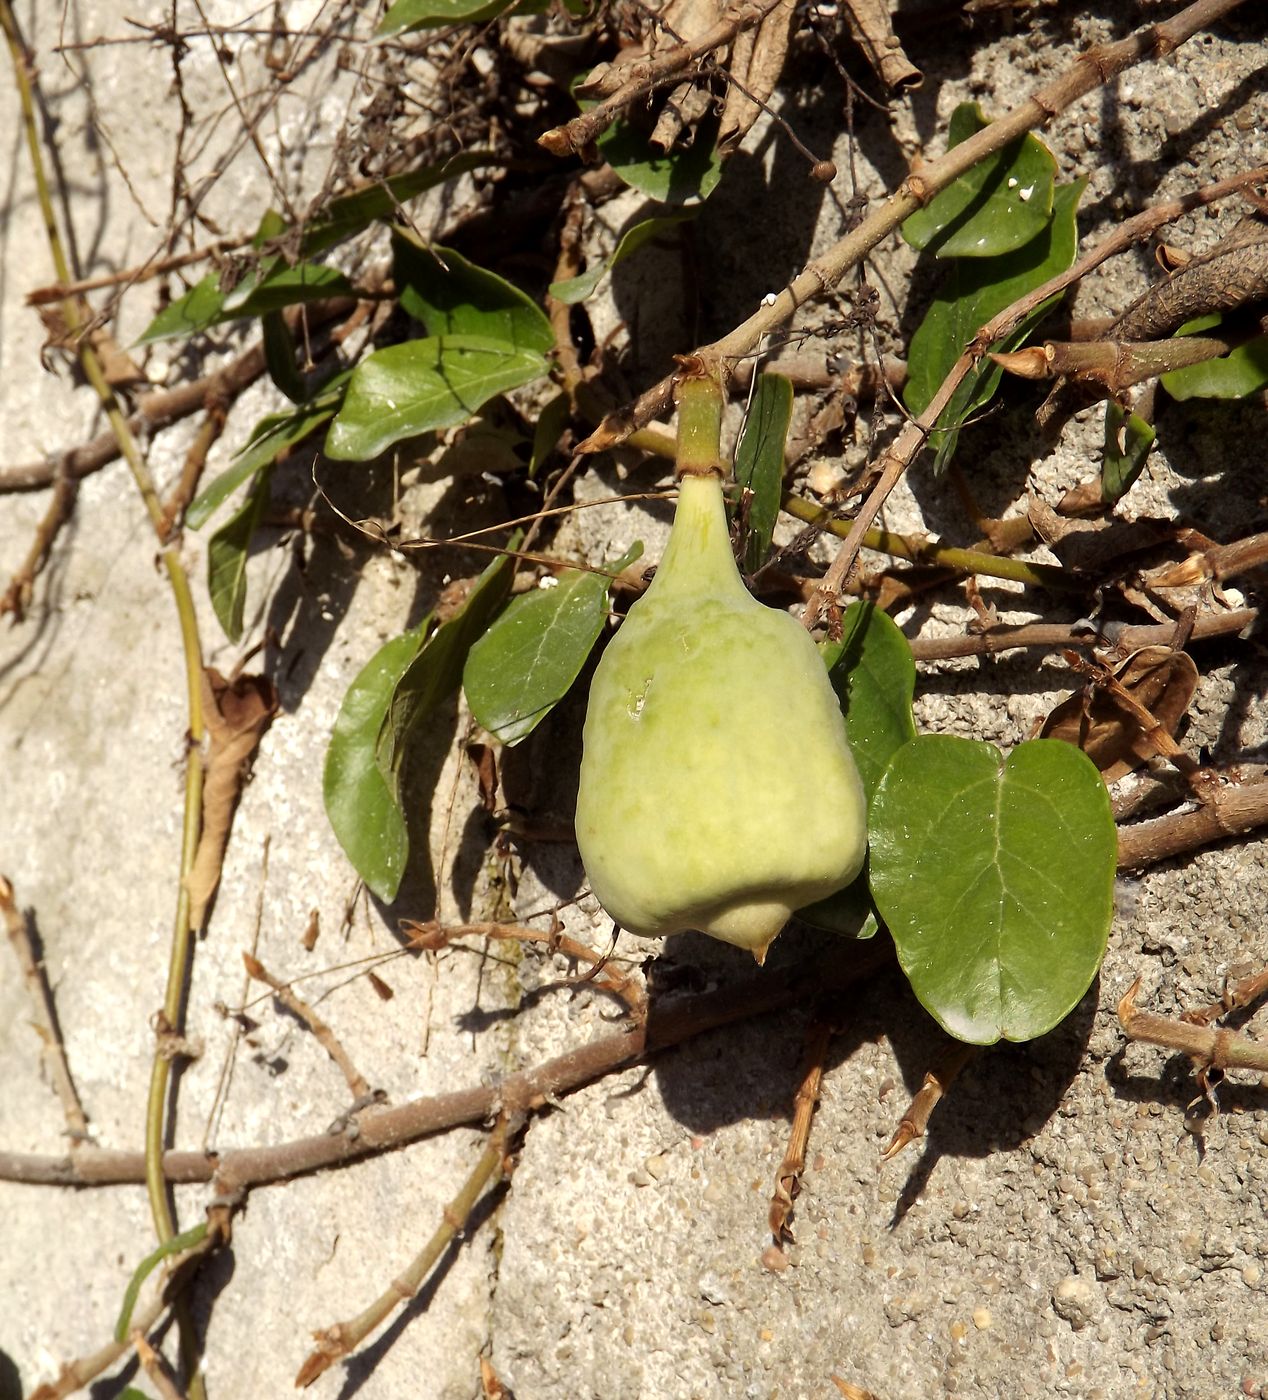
[[1118, 977, 1268, 1074], [769, 1018, 832, 1244], [0, 459, 78, 619], [294, 1112, 522, 1388], [880, 1041, 977, 1162], [134, 1336, 188, 1400], [243, 952, 373, 1102], [0, 876, 90, 1142], [1117, 776, 1268, 870]]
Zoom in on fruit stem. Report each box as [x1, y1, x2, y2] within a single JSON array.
[[673, 365, 726, 481]]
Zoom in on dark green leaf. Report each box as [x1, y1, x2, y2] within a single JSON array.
[[549, 212, 695, 304], [902, 103, 1055, 258], [1161, 332, 1268, 400], [137, 273, 225, 343], [379, 547, 520, 780], [186, 372, 350, 529], [325, 335, 548, 461], [797, 603, 916, 938], [378, 0, 515, 34], [1100, 401, 1156, 504], [262, 309, 306, 404], [464, 544, 642, 746], [208, 466, 271, 642], [731, 373, 792, 575], [598, 118, 722, 205], [394, 235, 553, 353], [529, 391, 572, 477], [869, 735, 1116, 1044], [324, 624, 432, 902], [904, 179, 1086, 471]]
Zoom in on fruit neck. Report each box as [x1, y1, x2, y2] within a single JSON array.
[[654, 472, 748, 601]]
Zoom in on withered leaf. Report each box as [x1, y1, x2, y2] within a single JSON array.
[[1040, 646, 1198, 782], [187, 669, 280, 930]]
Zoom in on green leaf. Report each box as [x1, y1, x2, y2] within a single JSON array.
[[393, 235, 553, 353], [904, 179, 1086, 471], [464, 544, 642, 746], [186, 373, 350, 529], [261, 309, 307, 404], [1100, 401, 1156, 504], [549, 212, 695, 304], [324, 624, 432, 902], [115, 1223, 208, 1342], [731, 373, 792, 575], [378, 0, 515, 34], [1161, 332, 1268, 400], [138, 259, 352, 344], [529, 391, 572, 478], [869, 735, 1116, 1044], [598, 118, 722, 205], [797, 602, 916, 938], [380, 549, 520, 781], [325, 335, 549, 461], [902, 103, 1055, 258], [208, 466, 271, 642]]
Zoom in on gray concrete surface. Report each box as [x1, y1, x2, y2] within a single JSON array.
[[2, 3, 1267, 1398]]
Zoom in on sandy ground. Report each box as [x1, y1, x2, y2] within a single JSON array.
[[2, 2, 1267, 1398]]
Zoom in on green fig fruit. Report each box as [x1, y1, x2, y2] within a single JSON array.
[[575, 458, 867, 962]]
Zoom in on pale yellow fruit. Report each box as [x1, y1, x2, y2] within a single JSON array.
[[575, 471, 867, 962]]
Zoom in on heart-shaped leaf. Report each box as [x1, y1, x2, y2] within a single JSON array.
[[869, 735, 1115, 1044]]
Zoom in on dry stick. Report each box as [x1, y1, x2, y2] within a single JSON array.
[[1117, 776, 1268, 870], [242, 953, 373, 1102], [1184, 965, 1268, 1028], [294, 1112, 522, 1388], [880, 1040, 978, 1163], [0, 940, 895, 1191], [1118, 977, 1268, 1076], [0, 876, 90, 1142], [538, 0, 790, 156], [769, 1018, 833, 1244], [992, 332, 1239, 392], [26, 1231, 218, 1400], [134, 1336, 188, 1400], [0, 457, 78, 619], [578, 0, 1252, 463]]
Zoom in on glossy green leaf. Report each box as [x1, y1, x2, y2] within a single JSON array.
[[186, 372, 350, 528], [1161, 332, 1268, 400], [379, 547, 519, 782], [598, 118, 722, 205], [902, 103, 1055, 258], [325, 335, 548, 461], [549, 212, 695, 304], [1100, 401, 1156, 504], [869, 735, 1116, 1045], [394, 235, 553, 353], [464, 544, 642, 746], [378, 0, 515, 34], [207, 466, 271, 642], [324, 623, 432, 901], [797, 602, 916, 938], [904, 179, 1085, 471], [731, 372, 792, 575]]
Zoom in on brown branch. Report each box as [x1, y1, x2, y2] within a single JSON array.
[[1118, 976, 1268, 1075], [880, 1040, 977, 1162], [243, 952, 373, 1102], [1183, 965, 1268, 1029], [0, 875, 90, 1142], [158, 399, 228, 541], [0, 297, 353, 494], [295, 1112, 521, 1388], [538, 0, 789, 157], [1117, 777, 1268, 871], [0, 940, 895, 1192], [0, 458, 78, 619], [768, 1018, 832, 1244], [135, 1336, 188, 1400], [992, 333, 1237, 391], [577, 0, 1253, 459]]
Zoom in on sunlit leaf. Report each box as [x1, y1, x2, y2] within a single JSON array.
[[464, 544, 642, 746], [1161, 331, 1268, 400], [138, 260, 351, 344], [1100, 401, 1156, 504], [378, 0, 516, 34], [869, 735, 1116, 1044], [902, 103, 1055, 258], [207, 466, 271, 642], [549, 212, 695, 304], [731, 372, 792, 575], [325, 335, 548, 461], [393, 234, 553, 353]]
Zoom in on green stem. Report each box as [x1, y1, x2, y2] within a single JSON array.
[[673, 368, 726, 479], [781, 492, 1080, 591], [3, 6, 208, 1395]]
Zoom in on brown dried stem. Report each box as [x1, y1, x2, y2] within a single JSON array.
[[1117, 776, 1268, 871], [134, 1336, 188, 1400], [578, 0, 1252, 461], [843, 0, 922, 93], [0, 876, 90, 1142], [1118, 976, 1268, 1076], [0, 459, 78, 620], [294, 1112, 521, 1388], [243, 952, 373, 1102], [769, 1018, 833, 1244], [880, 1040, 978, 1162]]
